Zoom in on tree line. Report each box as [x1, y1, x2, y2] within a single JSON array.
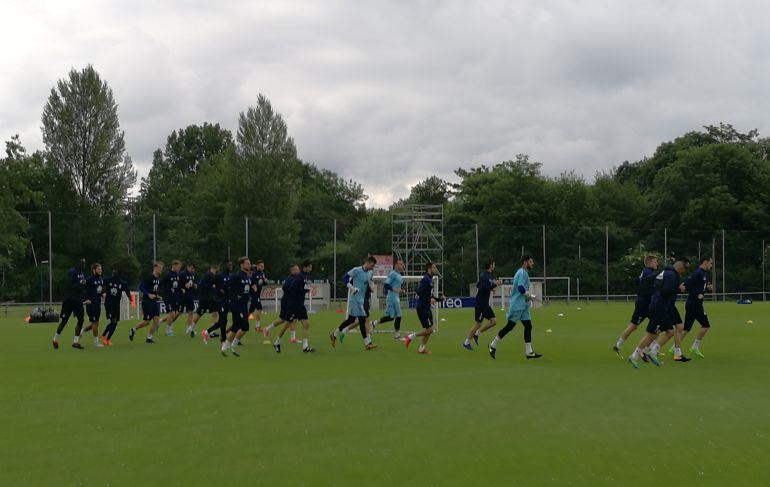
[[3, 65, 770, 301]]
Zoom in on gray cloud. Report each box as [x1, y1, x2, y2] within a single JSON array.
[[2, 0, 770, 206]]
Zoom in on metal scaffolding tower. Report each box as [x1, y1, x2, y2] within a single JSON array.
[[392, 204, 444, 292]]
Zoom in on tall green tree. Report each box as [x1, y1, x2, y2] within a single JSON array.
[[41, 65, 136, 214]]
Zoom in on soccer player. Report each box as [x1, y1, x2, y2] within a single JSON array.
[[626, 257, 690, 368], [488, 255, 543, 360], [264, 270, 296, 350], [369, 258, 405, 339], [330, 256, 379, 350], [78, 263, 105, 348], [273, 260, 315, 353], [204, 260, 233, 344], [463, 258, 502, 351], [52, 258, 87, 349], [680, 257, 714, 358], [250, 260, 267, 332], [179, 263, 198, 337], [101, 266, 131, 345], [403, 262, 442, 355], [196, 264, 220, 344], [612, 255, 658, 356], [222, 256, 255, 356], [160, 260, 182, 336], [129, 261, 164, 344]]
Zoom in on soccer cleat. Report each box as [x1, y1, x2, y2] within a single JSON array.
[[290, 337, 298, 344], [329, 332, 337, 348], [94, 341, 105, 348], [417, 349, 432, 355], [273, 343, 281, 353], [52, 340, 59, 349], [302, 347, 316, 353], [644, 352, 661, 367], [72, 342, 84, 350], [627, 356, 639, 369], [525, 352, 543, 359], [690, 348, 705, 358], [188, 329, 195, 338], [165, 331, 175, 337], [146, 338, 155, 344], [128, 328, 135, 342], [472, 334, 480, 346], [404, 335, 412, 348], [106, 340, 114, 347], [230, 345, 240, 357], [209, 331, 220, 338], [220, 348, 228, 357], [674, 355, 691, 363], [201, 329, 209, 345], [488, 345, 496, 360], [641, 353, 649, 363], [338, 333, 345, 344], [393, 333, 401, 340], [365, 343, 378, 351], [99, 336, 109, 346], [462, 342, 473, 351], [612, 345, 622, 357]]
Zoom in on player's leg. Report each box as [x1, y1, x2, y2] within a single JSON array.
[[521, 320, 541, 358], [272, 319, 294, 353], [488, 320, 516, 359], [689, 309, 710, 358], [300, 318, 314, 352], [146, 316, 160, 343], [53, 299, 74, 348], [358, 316, 377, 350], [72, 303, 86, 347], [405, 308, 434, 353], [464, 318, 483, 350], [331, 315, 356, 346], [253, 307, 262, 332]]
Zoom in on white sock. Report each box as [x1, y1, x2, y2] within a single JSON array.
[[615, 337, 624, 348], [291, 331, 296, 340], [232, 338, 240, 348], [649, 342, 661, 355], [463, 338, 470, 345], [490, 336, 500, 348], [333, 329, 339, 337], [364, 336, 372, 345], [408, 333, 416, 340], [255, 321, 261, 328], [221, 341, 228, 351], [274, 337, 281, 345], [93, 337, 99, 344], [53, 333, 60, 341], [418, 344, 425, 352], [524, 342, 533, 355], [674, 346, 681, 356], [341, 328, 347, 335], [73, 335, 80, 343], [692, 339, 701, 349], [266, 323, 275, 331], [147, 333, 153, 340], [302, 338, 308, 348], [630, 347, 641, 360], [474, 330, 481, 337], [371, 320, 378, 327]]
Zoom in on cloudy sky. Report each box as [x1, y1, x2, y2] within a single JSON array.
[[2, 0, 769, 206]]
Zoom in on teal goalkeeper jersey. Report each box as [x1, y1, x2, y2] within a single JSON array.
[[385, 271, 402, 302], [508, 267, 530, 312], [347, 266, 369, 304]]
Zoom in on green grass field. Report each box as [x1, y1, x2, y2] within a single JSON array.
[[1, 301, 769, 486]]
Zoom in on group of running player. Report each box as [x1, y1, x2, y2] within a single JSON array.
[[612, 255, 714, 368]]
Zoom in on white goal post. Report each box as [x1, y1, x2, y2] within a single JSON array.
[[360, 274, 441, 333], [495, 277, 570, 309], [120, 291, 140, 321]]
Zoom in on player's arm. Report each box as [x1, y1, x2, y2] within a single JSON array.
[[345, 269, 359, 294]]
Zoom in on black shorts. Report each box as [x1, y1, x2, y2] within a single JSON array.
[[164, 295, 181, 312], [248, 298, 263, 313], [142, 301, 160, 321], [684, 302, 710, 330], [291, 304, 308, 321], [645, 307, 673, 334], [670, 306, 682, 325], [86, 302, 102, 322], [474, 304, 495, 322], [417, 306, 434, 329], [105, 302, 120, 321], [196, 299, 215, 316], [629, 299, 650, 325], [60, 298, 84, 322], [230, 303, 249, 332], [182, 295, 197, 313]]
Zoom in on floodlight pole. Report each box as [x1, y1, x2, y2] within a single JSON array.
[[475, 223, 479, 279], [664, 227, 668, 258], [605, 225, 609, 303], [762, 239, 766, 302], [333, 219, 337, 302], [245, 217, 249, 257], [48, 211, 53, 304], [721, 229, 726, 301], [712, 239, 717, 300], [152, 213, 157, 262], [542, 225, 547, 302]]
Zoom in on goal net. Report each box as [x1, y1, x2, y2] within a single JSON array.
[[494, 277, 570, 309]]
